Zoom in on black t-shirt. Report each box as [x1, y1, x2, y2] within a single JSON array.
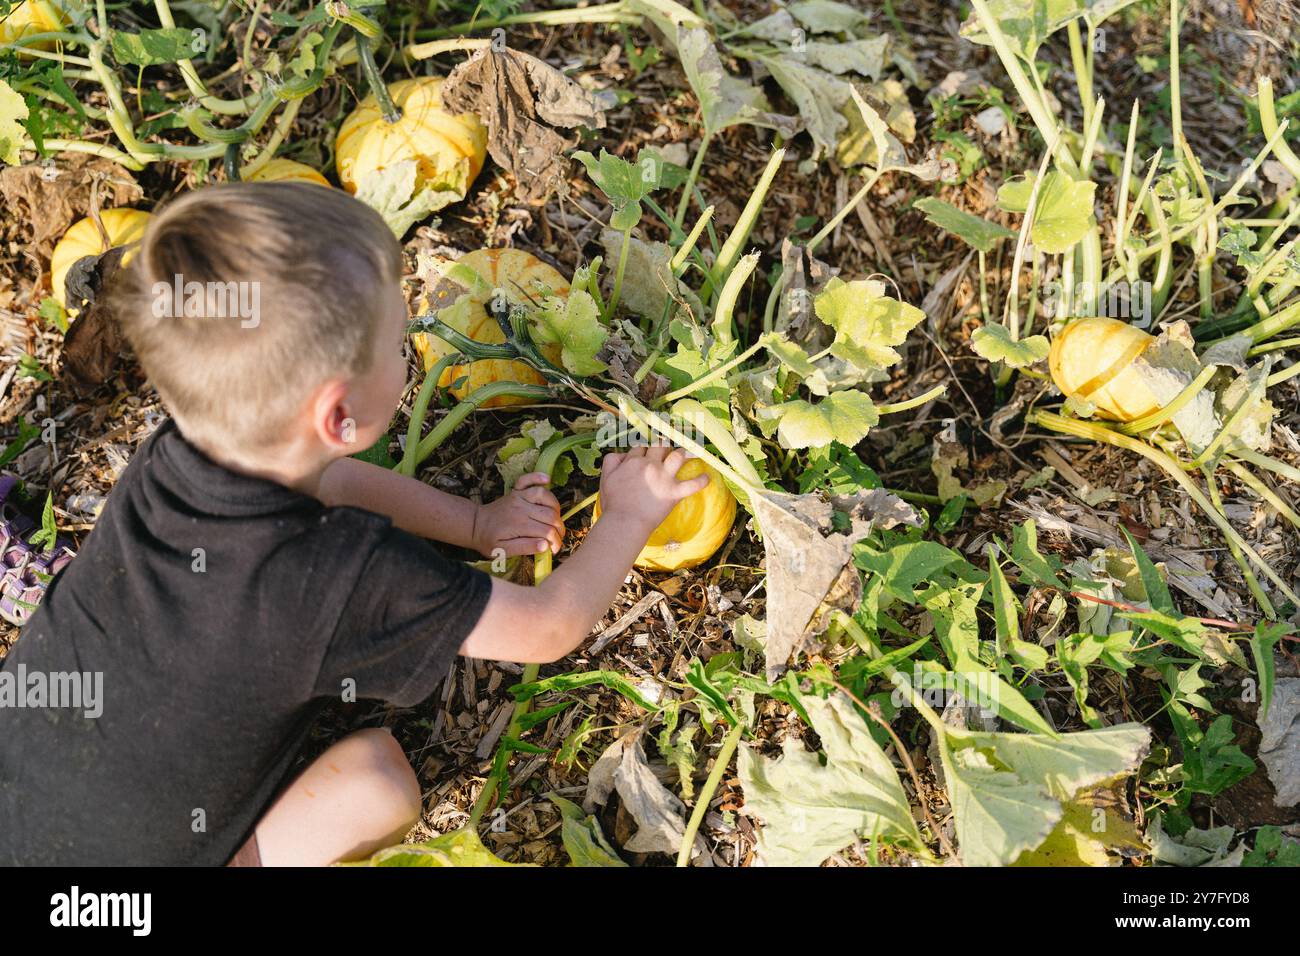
[[0, 419, 491, 865]]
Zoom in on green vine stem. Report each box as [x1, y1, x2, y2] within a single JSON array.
[[675, 719, 743, 867], [1203, 464, 1277, 617], [153, 0, 259, 115], [412, 381, 552, 467], [417, 2, 638, 39], [1029, 411, 1300, 605], [712, 148, 785, 292], [674, 131, 713, 228], [671, 205, 715, 274], [876, 383, 948, 415], [653, 337, 766, 408], [397, 353, 461, 476], [354, 27, 401, 124], [467, 433, 594, 829]]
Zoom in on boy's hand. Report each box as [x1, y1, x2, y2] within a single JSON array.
[[599, 445, 710, 534], [473, 473, 564, 557]]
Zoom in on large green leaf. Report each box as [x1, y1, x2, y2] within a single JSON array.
[[738, 693, 925, 866], [941, 723, 1150, 865], [0, 79, 30, 166], [530, 290, 608, 375], [763, 390, 879, 449], [814, 277, 927, 371]]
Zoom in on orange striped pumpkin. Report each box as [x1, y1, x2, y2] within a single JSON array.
[[335, 77, 487, 197], [244, 158, 330, 187], [415, 249, 567, 408], [1048, 316, 1162, 422]]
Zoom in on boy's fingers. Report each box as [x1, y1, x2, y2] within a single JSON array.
[[670, 475, 710, 500], [520, 486, 560, 512], [662, 447, 687, 473], [526, 502, 561, 527], [513, 472, 551, 490], [601, 452, 624, 473]]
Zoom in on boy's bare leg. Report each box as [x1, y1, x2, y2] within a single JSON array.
[[252, 728, 422, 866]]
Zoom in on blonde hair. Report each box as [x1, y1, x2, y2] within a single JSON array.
[[112, 183, 402, 455]]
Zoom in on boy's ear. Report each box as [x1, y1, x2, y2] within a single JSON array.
[[310, 379, 357, 452]]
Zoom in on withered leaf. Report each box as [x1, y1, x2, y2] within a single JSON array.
[[61, 245, 134, 391], [751, 487, 920, 678], [0, 155, 142, 260], [442, 47, 608, 203]]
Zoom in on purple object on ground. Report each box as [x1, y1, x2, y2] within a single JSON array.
[[0, 476, 76, 626]]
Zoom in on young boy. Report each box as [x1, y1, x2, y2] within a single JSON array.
[[0, 184, 707, 866]]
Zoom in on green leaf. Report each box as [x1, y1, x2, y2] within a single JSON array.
[[814, 277, 926, 371], [1119, 527, 1175, 613], [1243, 826, 1300, 867], [1005, 519, 1063, 588], [1250, 622, 1288, 724], [1168, 702, 1256, 796], [109, 28, 202, 67], [0, 78, 29, 166], [738, 692, 925, 866], [573, 148, 654, 207], [340, 827, 529, 866], [530, 290, 608, 375], [855, 540, 966, 604], [351, 433, 396, 469], [27, 492, 57, 552], [913, 197, 1015, 253], [941, 723, 1151, 865], [796, 441, 881, 494], [548, 795, 628, 867], [763, 390, 879, 450], [509, 670, 660, 713], [971, 323, 1049, 368], [997, 170, 1097, 254]]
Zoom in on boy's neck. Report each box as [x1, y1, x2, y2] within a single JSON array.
[[199, 436, 331, 499]]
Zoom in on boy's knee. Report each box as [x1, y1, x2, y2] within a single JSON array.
[[341, 728, 422, 825]]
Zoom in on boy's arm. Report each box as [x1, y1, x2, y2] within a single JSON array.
[[458, 446, 709, 663], [317, 457, 562, 556]]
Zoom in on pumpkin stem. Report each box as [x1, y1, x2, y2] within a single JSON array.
[[354, 27, 401, 124]]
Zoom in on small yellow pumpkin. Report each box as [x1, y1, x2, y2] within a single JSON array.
[[0, 2, 75, 52], [243, 158, 330, 187], [1048, 316, 1162, 422], [50, 207, 151, 306], [593, 459, 737, 572], [335, 77, 488, 197], [415, 248, 567, 409]]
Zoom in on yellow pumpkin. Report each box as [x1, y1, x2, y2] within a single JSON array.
[[593, 459, 737, 572], [335, 77, 488, 197], [0, 2, 74, 52], [243, 158, 330, 187], [415, 248, 567, 409], [1048, 316, 1162, 422], [50, 207, 151, 306]]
